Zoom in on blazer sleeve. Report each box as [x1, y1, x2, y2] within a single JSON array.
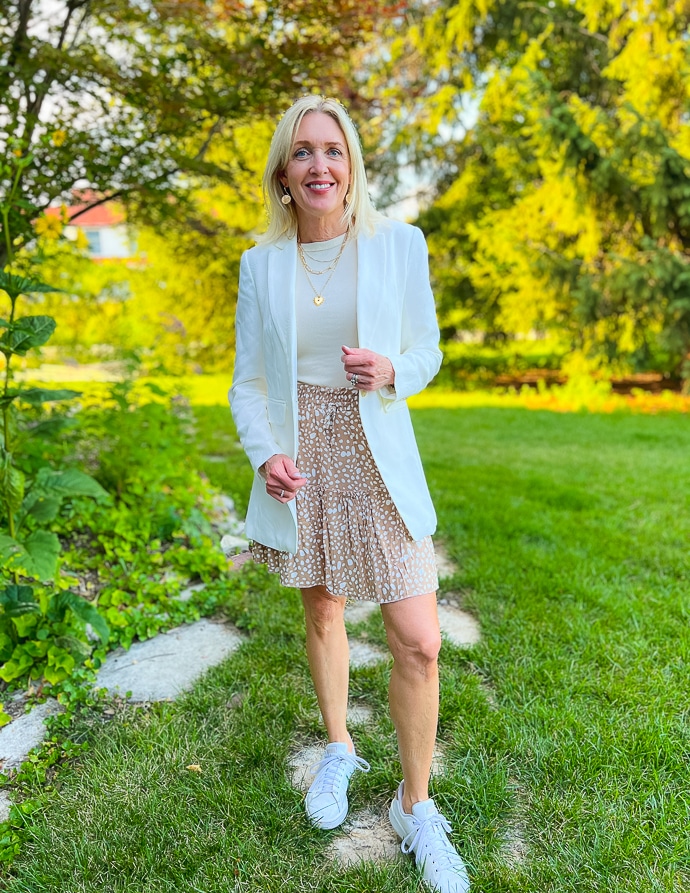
[[384, 226, 443, 403], [229, 250, 283, 472]]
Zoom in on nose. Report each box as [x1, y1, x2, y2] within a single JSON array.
[[309, 149, 329, 173]]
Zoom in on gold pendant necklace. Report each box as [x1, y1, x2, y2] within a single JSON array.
[[297, 241, 345, 276], [297, 229, 349, 306]]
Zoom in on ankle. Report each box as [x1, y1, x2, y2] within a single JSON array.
[[400, 782, 429, 816], [328, 735, 354, 754]]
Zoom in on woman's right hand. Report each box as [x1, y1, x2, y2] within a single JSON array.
[[260, 453, 307, 503]]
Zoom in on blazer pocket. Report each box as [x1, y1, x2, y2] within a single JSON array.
[[379, 392, 406, 413], [267, 397, 287, 426]]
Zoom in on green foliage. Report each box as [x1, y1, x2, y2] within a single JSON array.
[[0, 0, 406, 265], [378, 0, 690, 382], [0, 406, 688, 890], [0, 267, 112, 685]]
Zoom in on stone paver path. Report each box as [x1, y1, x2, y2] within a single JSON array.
[[0, 700, 61, 774], [95, 618, 244, 701], [0, 511, 490, 868]]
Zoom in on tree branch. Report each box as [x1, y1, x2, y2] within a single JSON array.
[[193, 117, 225, 163], [0, 0, 35, 98], [517, 2, 609, 44]]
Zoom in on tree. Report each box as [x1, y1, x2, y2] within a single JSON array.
[[1, 0, 408, 264], [382, 0, 690, 382], [1, 1, 414, 371]]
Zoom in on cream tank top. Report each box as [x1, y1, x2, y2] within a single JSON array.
[[295, 232, 358, 388]]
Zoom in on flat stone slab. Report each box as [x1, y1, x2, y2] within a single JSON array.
[[437, 605, 481, 647], [326, 808, 401, 866], [0, 699, 61, 772], [177, 582, 207, 602], [348, 637, 388, 668], [288, 744, 325, 793], [0, 791, 12, 822], [220, 533, 250, 554], [345, 600, 379, 623], [95, 619, 243, 701], [435, 542, 458, 579], [317, 702, 375, 729], [502, 821, 528, 867]]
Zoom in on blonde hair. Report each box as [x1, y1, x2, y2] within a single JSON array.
[[258, 96, 384, 244]]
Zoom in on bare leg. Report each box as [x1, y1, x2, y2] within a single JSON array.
[[380, 592, 441, 814], [301, 586, 352, 751]]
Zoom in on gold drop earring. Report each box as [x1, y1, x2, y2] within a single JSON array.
[[281, 185, 292, 205]]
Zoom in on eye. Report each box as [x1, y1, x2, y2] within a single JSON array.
[[327, 148, 343, 157], [293, 148, 309, 159]]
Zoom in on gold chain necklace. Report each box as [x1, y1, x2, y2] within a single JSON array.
[[297, 230, 349, 306], [297, 239, 346, 275]]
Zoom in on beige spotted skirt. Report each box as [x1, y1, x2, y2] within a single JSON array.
[[251, 383, 438, 603]]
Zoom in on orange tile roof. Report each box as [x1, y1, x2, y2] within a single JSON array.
[[45, 194, 125, 227]]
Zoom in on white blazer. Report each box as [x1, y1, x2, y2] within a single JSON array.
[[229, 218, 443, 554]]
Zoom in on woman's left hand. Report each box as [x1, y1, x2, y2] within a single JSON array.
[[341, 345, 395, 392]]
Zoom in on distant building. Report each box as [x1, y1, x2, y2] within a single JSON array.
[[46, 194, 136, 260]]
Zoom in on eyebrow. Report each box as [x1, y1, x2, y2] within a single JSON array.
[[293, 140, 346, 149]]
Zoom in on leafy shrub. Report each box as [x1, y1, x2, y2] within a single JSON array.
[[1, 272, 111, 685]]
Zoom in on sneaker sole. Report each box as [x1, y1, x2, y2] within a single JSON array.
[[306, 800, 349, 830], [388, 797, 408, 841]]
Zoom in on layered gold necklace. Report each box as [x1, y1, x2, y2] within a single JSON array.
[[297, 230, 350, 306]]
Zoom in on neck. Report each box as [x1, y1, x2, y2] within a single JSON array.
[[297, 216, 348, 243]]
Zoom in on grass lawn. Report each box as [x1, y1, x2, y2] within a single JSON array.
[[4, 401, 689, 892]]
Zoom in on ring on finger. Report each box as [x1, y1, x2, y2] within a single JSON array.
[[280, 489, 285, 498], [351, 373, 359, 388]]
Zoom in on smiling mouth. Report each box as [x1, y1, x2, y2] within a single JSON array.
[[306, 183, 334, 191]]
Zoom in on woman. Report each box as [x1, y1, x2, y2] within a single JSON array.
[[230, 96, 470, 893]]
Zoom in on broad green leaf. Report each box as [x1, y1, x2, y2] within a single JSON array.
[[0, 272, 61, 299], [0, 584, 39, 616], [0, 634, 14, 663], [143, 382, 168, 397], [0, 453, 24, 514], [0, 534, 31, 576], [40, 469, 109, 500], [58, 593, 109, 644], [43, 663, 70, 685], [53, 634, 92, 661], [0, 650, 34, 682], [0, 392, 18, 410], [12, 611, 39, 637], [0, 316, 57, 356], [0, 532, 61, 581], [47, 643, 76, 673], [24, 494, 62, 524], [11, 387, 81, 406], [21, 417, 77, 442], [23, 531, 61, 581], [21, 639, 48, 658]]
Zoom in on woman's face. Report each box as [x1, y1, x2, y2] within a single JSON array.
[[280, 112, 351, 233]]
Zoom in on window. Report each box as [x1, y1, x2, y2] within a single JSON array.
[[85, 229, 101, 255]]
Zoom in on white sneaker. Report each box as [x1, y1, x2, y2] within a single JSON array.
[[389, 782, 470, 893], [305, 742, 370, 830]]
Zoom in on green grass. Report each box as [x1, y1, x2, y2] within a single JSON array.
[[4, 404, 689, 892]]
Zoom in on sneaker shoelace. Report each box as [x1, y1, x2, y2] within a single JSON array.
[[308, 751, 370, 795], [401, 811, 465, 874]]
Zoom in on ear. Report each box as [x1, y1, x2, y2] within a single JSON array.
[[278, 172, 288, 187]]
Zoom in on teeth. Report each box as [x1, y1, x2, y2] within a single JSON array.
[[308, 184, 332, 190]]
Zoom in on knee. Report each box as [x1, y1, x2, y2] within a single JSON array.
[[302, 587, 345, 638], [391, 631, 441, 674]]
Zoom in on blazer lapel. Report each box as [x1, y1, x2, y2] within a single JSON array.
[[267, 238, 297, 357], [356, 228, 389, 350]]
